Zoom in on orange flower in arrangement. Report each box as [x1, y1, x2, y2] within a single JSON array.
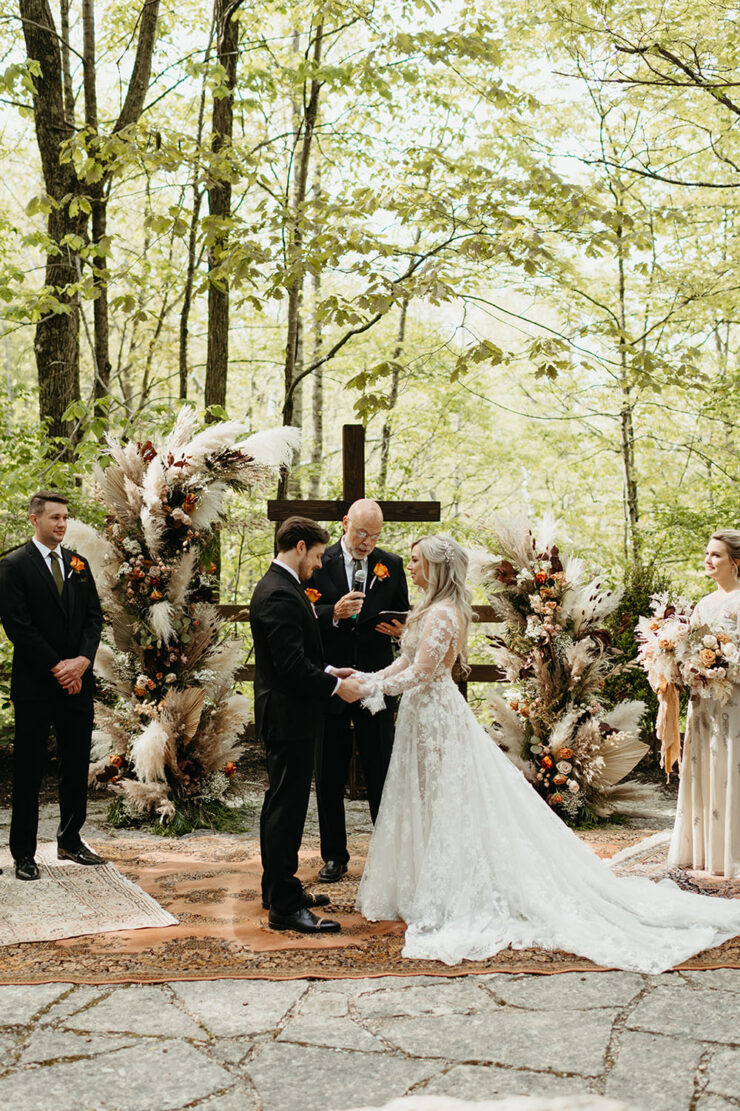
[[150, 589, 163, 601], [553, 773, 567, 786], [699, 648, 717, 668], [305, 588, 321, 604], [717, 632, 732, 645], [541, 755, 553, 769], [70, 555, 85, 574], [548, 793, 564, 807], [556, 747, 573, 760], [373, 562, 390, 580], [109, 754, 124, 768], [183, 493, 197, 514], [535, 570, 548, 586], [224, 762, 237, 778]]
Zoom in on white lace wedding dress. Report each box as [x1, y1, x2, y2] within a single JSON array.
[[668, 588, 740, 877], [356, 602, 740, 972]]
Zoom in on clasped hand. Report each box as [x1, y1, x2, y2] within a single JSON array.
[[51, 655, 90, 696]]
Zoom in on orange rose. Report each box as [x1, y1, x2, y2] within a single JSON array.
[[541, 755, 553, 769], [535, 570, 547, 585], [717, 632, 732, 645], [373, 562, 390, 580], [699, 648, 717, 667], [150, 589, 163, 601], [70, 555, 85, 574], [305, 588, 321, 604], [548, 793, 564, 806], [224, 762, 237, 778], [553, 773, 567, 786], [556, 747, 573, 760], [109, 754, 124, 768]]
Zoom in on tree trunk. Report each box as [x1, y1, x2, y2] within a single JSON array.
[[308, 266, 323, 497], [616, 216, 641, 570], [20, 0, 85, 451], [379, 296, 409, 492], [205, 0, 241, 414]]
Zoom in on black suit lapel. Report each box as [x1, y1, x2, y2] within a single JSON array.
[[327, 545, 350, 596], [26, 541, 67, 616]]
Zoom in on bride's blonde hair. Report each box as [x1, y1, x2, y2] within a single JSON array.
[[405, 534, 473, 669]]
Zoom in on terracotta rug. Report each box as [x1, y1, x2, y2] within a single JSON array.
[[1, 829, 739, 985], [0, 841, 177, 946]]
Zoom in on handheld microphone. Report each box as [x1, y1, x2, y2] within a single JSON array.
[[351, 567, 366, 620]]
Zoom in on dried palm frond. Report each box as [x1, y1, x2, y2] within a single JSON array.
[[598, 732, 650, 787], [110, 612, 137, 653], [129, 720, 170, 784], [161, 688, 205, 746], [487, 514, 538, 569], [123, 476, 144, 518], [105, 436, 145, 484], [94, 464, 139, 526], [486, 693, 526, 752], [185, 604, 224, 669]]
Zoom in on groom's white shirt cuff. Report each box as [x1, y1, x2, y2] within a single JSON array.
[[272, 558, 341, 695]]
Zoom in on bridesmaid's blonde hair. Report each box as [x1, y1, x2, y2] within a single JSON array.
[[405, 535, 473, 670]]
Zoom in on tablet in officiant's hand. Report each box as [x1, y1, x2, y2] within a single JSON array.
[[375, 610, 409, 626]]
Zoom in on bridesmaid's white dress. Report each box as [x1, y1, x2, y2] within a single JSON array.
[[356, 602, 740, 971], [668, 589, 740, 878]]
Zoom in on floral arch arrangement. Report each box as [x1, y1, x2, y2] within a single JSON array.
[[476, 516, 649, 826], [65, 407, 299, 831]]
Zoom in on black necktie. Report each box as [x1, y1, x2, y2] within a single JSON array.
[[49, 550, 64, 595]]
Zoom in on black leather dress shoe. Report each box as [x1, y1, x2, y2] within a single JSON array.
[[268, 906, 341, 933], [57, 845, 105, 866], [262, 890, 331, 910], [318, 859, 348, 883], [15, 857, 40, 881]]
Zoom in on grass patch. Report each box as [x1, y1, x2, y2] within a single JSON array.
[[106, 796, 256, 837]]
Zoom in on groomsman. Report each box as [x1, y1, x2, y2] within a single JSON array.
[[0, 491, 104, 880], [308, 498, 409, 883], [250, 516, 365, 933]]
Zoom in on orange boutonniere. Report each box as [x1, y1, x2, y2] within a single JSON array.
[[70, 555, 85, 574], [373, 563, 390, 580], [305, 588, 321, 604]]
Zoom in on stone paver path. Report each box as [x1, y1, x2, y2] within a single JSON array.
[[1, 970, 740, 1111]]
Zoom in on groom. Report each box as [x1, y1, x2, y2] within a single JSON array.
[[250, 516, 365, 934], [0, 491, 104, 880]]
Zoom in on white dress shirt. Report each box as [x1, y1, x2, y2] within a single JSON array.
[[32, 537, 66, 581]]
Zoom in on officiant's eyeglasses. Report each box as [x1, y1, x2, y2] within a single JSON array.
[[349, 525, 381, 542]]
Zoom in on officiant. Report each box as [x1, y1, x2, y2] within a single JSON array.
[[307, 498, 409, 883]]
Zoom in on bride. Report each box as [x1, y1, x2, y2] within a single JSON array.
[[355, 534, 740, 972]]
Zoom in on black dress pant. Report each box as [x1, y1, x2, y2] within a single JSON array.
[[10, 691, 94, 861], [260, 733, 315, 914], [315, 701, 394, 866]]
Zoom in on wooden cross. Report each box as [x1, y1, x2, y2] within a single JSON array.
[[267, 424, 441, 524]]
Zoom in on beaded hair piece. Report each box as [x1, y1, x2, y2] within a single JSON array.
[[441, 539, 454, 565]]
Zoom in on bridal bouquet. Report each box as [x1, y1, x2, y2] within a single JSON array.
[[634, 593, 692, 779], [476, 516, 648, 825], [65, 406, 299, 829], [682, 625, 740, 704]]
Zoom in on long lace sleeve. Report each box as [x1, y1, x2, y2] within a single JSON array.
[[360, 606, 457, 713]]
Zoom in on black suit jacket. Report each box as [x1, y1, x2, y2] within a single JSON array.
[[0, 540, 103, 702], [308, 541, 409, 673], [250, 562, 337, 743]]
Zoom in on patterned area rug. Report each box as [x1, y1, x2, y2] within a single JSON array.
[[1, 829, 739, 985], [0, 842, 177, 945]]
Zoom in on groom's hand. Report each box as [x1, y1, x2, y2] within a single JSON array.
[[327, 666, 356, 678], [52, 656, 90, 690], [336, 675, 365, 703]]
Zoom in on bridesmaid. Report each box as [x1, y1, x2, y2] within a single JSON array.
[[668, 529, 740, 877]]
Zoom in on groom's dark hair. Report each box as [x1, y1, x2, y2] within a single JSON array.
[[29, 491, 69, 516], [276, 516, 329, 552]]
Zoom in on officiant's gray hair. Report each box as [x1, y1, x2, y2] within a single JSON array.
[[712, 529, 740, 575], [406, 535, 473, 670]]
